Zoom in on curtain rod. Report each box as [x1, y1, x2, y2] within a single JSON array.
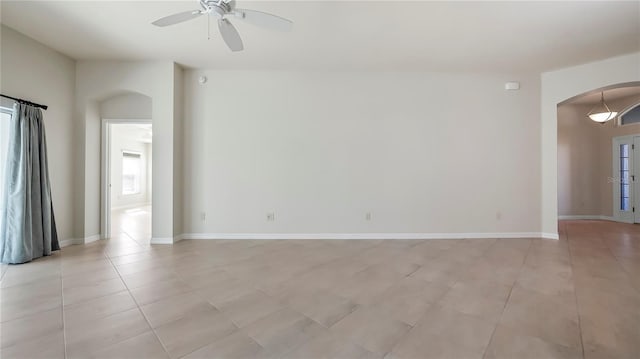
[[0, 94, 48, 110]]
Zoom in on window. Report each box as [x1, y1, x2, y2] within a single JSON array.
[[620, 103, 640, 126], [620, 144, 630, 211], [122, 151, 142, 195]]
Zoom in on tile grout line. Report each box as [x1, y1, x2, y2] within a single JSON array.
[[0, 264, 8, 282], [480, 238, 534, 359], [383, 239, 498, 358], [16, 230, 637, 358], [173, 274, 275, 359], [600, 228, 640, 296], [104, 253, 173, 358], [565, 228, 586, 359], [166, 265, 299, 358], [174, 321, 241, 359], [173, 243, 385, 358], [121, 229, 147, 248], [59, 249, 115, 358]]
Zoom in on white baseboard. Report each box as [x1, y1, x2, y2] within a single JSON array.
[[180, 232, 553, 240], [150, 235, 184, 244], [60, 234, 180, 246], [59, 238, 84, 247], [84, 234, 101, 244], [150, 237, 173, 244], [540, 232, 560, 240], [558, 215, 614, 221], [59, 239, 72, 247], [59, 235, 101, 247], [61, 232, 562, 247]]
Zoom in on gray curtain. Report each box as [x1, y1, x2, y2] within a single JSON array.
[[0, 103, 59, 264]]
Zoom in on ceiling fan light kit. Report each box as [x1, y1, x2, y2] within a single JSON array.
[[151, 0, 293, 52], [588, 92, 618, 123]]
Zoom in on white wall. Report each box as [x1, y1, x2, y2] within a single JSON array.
[[109, 125, 152, 209], [83, 100, 101, 239], [4, 25, 637, 243], [173, 64, 184, 237], [557, 103, 606, 217], [146, 142, 153, 207], [100, 92, 151, 120], [541, 52, 640, 237], [0, 25, 76, 243], [183, 70, 541, 237]]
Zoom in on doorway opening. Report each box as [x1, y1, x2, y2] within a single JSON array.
[[103, 122, 152, 244], [557, 85, 640, 223]]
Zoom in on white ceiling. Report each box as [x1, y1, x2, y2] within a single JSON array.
[[1, 1, 639, 72]]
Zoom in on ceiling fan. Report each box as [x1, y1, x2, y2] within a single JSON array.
[[151, 0, 293, 52]]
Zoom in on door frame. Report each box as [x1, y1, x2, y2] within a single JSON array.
[[101, 119, 152, 239]]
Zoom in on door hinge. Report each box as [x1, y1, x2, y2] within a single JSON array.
[[633, 207, 635, 213], [633, 144, 635, 150]]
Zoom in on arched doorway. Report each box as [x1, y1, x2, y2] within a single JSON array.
[[98, 92, 153, 243], [557, 83, 640, 223], [540, 53, 639, 238]]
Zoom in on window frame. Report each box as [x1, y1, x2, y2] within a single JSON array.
[[121, 150, 142, 196], [617, 102, 640, 127], [620, 143, 631, 211]]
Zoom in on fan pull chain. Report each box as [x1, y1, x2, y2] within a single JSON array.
[[207, 14, 211, 40]]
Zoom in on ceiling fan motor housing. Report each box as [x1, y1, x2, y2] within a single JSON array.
[[201, 0, 234, 18]]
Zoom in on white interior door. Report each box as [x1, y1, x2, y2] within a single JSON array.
[[613, 136, 635, 223]]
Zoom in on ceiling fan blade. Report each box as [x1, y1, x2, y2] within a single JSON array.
[[218, 19, 244, 52], [152, 10, 202, 27], [233, 9, 293, 32]]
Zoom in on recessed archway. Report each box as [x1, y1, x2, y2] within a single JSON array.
[[540, 52, 640, 238], [98, 92, 153, 243], [558, 82, 640, 107], [74, 62, 180, 245], [556, 82, 640, 223]]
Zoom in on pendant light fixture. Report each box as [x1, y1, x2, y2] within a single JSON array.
[[588, 92, 618, 123]]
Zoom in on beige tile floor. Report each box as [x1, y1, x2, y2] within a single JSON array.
[[1, 220, 640, 359], [110, 205, 152, 246]]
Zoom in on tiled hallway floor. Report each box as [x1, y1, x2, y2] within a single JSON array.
[[110, 205, 152, 246], [1, 220, 639, 358]]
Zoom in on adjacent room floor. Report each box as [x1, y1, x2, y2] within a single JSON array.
[[111, 205, 152, 246], [1, 220, 639, 358]]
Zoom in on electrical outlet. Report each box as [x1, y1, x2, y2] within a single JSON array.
[[200, 212, 206, 222], [267, 212, 275, 221], [365, 212, 372, 221]]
